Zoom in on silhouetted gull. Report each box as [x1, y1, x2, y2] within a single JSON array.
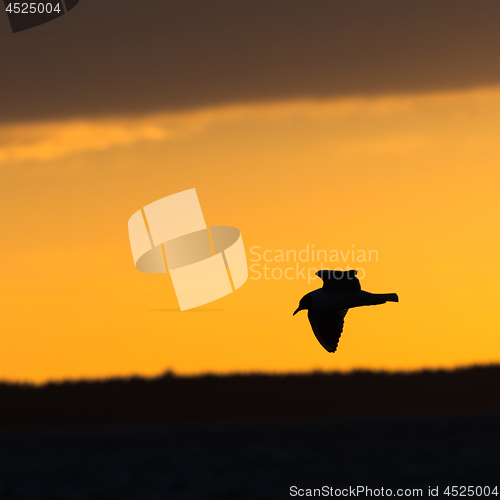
[[293, 270, 398, 353]]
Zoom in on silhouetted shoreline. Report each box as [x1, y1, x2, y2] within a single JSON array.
[[1, 365, 499, 429]]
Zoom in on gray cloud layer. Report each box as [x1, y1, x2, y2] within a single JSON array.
[[1, 0, 500, 123]]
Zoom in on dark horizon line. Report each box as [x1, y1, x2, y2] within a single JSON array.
[[3, 362, 499, 388]]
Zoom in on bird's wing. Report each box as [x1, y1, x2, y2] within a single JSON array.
[[307, 309, 348, 353], [316, 270, 361, 292]]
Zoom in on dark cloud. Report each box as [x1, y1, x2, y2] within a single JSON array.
[[1, 0, 500, 123]]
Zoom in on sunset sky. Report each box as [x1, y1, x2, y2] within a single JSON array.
[[1, 0, 500, 382]]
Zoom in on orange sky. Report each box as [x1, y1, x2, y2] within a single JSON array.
[[1, 87, 500, 382]]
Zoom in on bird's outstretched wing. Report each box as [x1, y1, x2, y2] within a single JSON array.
[[307, 308, 348, 353], [316, 270, 361, 292]]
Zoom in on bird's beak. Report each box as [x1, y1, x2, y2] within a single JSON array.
[[293, 307, 302, 316]]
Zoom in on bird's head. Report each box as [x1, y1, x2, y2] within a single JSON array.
[[293, 293, 313, 316]]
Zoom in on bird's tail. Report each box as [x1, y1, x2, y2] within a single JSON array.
[[378, 293, 398, 303], [351, 291, 399, 307]]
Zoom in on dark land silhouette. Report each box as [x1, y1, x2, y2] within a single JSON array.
[[1, 366, 500, 499], [1, 365, 500, 429]]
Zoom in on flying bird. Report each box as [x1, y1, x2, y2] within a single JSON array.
[[293, 270, 398, 353]]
